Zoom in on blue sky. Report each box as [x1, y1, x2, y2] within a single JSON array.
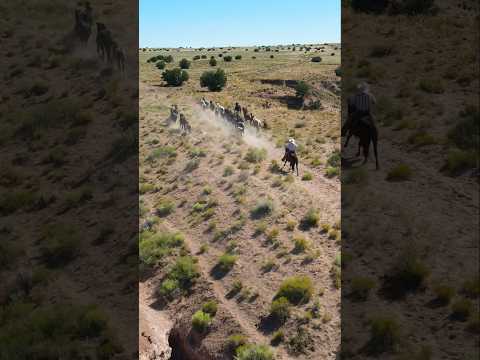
[[140, 0, 340, 48]]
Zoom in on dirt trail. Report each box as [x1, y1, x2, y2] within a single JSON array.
[[139, 282, 172, 360]]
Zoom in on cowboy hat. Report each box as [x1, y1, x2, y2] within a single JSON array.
[[357, 82, 370, 93]]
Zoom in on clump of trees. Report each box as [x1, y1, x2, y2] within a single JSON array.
[[162, 68, 189, 86], [179, 58, 191, 69], [295, 81, 311, 99], [147, 54, 173, 63], [200, 69, 227, 91]]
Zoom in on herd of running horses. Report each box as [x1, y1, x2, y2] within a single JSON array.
[[73, 1, 126, 73]]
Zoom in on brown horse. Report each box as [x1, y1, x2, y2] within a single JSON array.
[[282, 152, 299, 176], [341, 115, 379, 170]]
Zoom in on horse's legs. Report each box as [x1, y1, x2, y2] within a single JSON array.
[[372, 128, 379, 170], [344, 132, 352, 147], [356, 141, 361, 157], [362, 139, 371, 165]]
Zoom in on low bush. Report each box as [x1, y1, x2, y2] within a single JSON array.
[[270, 297, 291, 323], [433, 284, 455, 305], [351, 277, 375, 300], [156, 61, 166, 69], [162, 68, 189, 86], [451, 298, 473, 320], [302, 208, 319, 228], [386, 164, 412, 181], [179, 58, 191, 69], [236, 344, 274, 360], [227, 334, 248, 353], [367, 315, 401, 354], [209, 57, 217, 66], [295, 81, 311, 99], [293, 236, 309, 253], [276, 276, 313, 304], [40, 224, 80, 267], [224, 55, 233, 62], [444, 149, 477, 175], [235, 55, 242, 60], [245, 147, 267, 163], [301, 172, 313, 181], [191, 310, 211, 333], [202, 300, 218, 316], [250, 199, 274, 218], [217, 253, 237, 272], [311, 56, 322, 62], [200, 69, 227, 91]]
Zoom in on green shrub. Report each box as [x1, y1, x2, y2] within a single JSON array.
[[351, 277, 375, 300], [368, 316, 401, 353], [193, 55, 201, 60], [301, 172, 313, 181], [157, 278, 180, 298], [168, 256, 200, 289], [444, 149, 477, 175], [245, 147, 267, 163], [270, 297, 291, 323], [293, 236, 308, 253], [156, 199, 175, 217], [40, 224, 80, 267], [311, 56, 322, 62], [302, 208, 319, 228], [287, 326, 313, 355], [250, 199, 274, 218], [0, 190, 37, 215], [433, 284, 455, 305], [223, 165, 234, 176], [451, 298, 473, 320], [156, 61, 166, 69], [164, 55, 173, 63], [461, 276, 479, 297], [227, 334, 248, 353], [447, 107, 479, 151], [200, 69, 227, 91], [139, 232, 184, 267], [276, 276, 313, 304], [224, 55, 233, 62], [202, 300, 218, 316], [386, 164, 412, 181], [295, 81, 311, 99], [179, 58, 191, 69], [418, 78, 444, 94], [162, 68, 189, 86], [191, 310, 211, 332], [327, 150, 341, 167], [235, 55, 242, 60], [325, 166, 339, 178], [236, 344, 274, 360], [218, 251, 236, 268], [271, 330, 284, 345], [209, 57, 217, 66]]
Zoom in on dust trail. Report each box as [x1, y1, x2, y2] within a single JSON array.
[[189, 103, 281, 156]]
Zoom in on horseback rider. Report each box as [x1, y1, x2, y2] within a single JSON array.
[[347, 82, 376, 129], [234, 102, 241, 114], [282, 138, 297, 162]]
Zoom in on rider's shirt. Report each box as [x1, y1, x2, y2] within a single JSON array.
[[349, 92, 376, 113], [286, 142, 297, 152]]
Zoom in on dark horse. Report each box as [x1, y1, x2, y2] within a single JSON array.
[[282, 152, 299, 176], [341, 115, 379, 170]]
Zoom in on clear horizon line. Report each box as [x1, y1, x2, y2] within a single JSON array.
[[139, 41, 341, 49]]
